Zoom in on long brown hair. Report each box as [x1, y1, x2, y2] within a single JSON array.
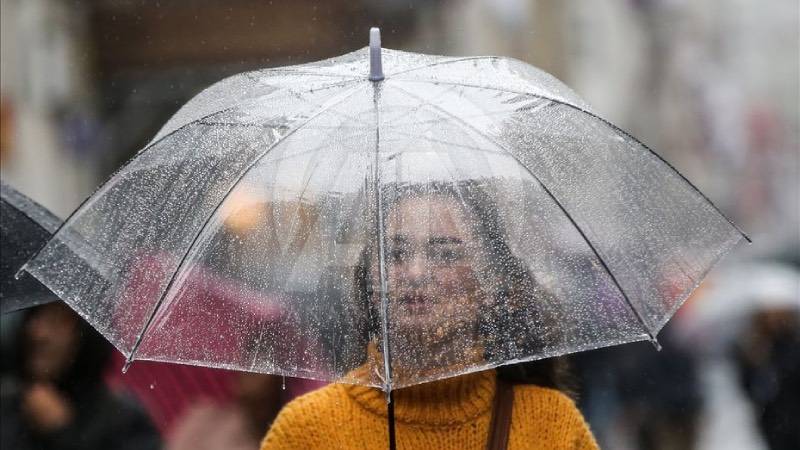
[[352, 180, 572, 391]]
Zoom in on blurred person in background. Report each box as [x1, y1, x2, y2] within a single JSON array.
[[0, 302, 160, 450], [733, 307, 800, 450], [167, 373, 284, 450], [614, 328, 702, 450], [573, 327, 702, 450], [164, 358, 324, 450]]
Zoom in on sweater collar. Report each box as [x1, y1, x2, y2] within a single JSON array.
[[345, 369, 496, 426]]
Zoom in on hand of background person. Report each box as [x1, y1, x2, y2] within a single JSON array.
[[22, 383, 74, 432]]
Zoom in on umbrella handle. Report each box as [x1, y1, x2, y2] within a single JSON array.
[[369, 27, 384, 81]]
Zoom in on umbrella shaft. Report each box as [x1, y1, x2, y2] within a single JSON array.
[[388, 390, 397, 450]]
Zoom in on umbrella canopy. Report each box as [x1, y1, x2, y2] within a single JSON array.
[[22, 30, 747, 391], [1, 183, 61, 314]]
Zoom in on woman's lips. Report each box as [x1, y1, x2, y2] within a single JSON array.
[[397, 293, 434, 313]]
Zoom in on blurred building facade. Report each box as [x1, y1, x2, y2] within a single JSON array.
[[1, 0, 96, 216]]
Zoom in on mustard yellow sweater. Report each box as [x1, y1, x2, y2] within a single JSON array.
[[260, 369, 599, 450]]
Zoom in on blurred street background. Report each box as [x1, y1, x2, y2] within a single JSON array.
[[1, 1, 797, 449]]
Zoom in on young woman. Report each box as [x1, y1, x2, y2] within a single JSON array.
[[260, 181, 599, 450]]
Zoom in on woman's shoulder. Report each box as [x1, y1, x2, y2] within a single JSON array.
[[510, 385, 599, 450], [512, 384, 579, 412], [273, 382, 349, 427], [260, 383, 350, 450]]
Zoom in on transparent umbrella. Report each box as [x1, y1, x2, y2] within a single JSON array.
[[22, 29, 747, 396], [1, 182, 61, 314]]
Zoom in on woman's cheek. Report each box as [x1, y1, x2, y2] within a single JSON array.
[[439, 266, 481, 293]]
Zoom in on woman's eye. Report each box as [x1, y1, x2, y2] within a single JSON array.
[[389, 248, 407, 263], [428, 247, 465, 264]]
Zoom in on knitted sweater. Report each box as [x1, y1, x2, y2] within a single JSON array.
[[260, 369, 599, 450]]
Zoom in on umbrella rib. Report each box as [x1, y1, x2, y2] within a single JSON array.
[[393, 79, 751, 243], [391, 83, 660, 343], [123, 84, 364, 368], [244, 69, 362, 81], [388, 55, 501, 78]]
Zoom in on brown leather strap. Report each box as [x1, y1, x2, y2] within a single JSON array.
[[486, 378, 514, 450]]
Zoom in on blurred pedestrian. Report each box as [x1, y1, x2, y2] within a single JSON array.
[[734, 307, 800, 450], [167, 373, 282, 450], [615, 328, 702, 450], [0, 302, 160, 450]]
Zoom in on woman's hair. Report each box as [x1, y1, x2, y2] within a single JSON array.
[[351, 179, 572, 391]]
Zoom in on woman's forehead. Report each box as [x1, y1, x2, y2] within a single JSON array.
[[386, 196, 471, 239]]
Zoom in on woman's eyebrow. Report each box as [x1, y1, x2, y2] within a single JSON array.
[[390, 235, 409, 244], [428, 236, 463, 245]]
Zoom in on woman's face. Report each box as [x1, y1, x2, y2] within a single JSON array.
[[25, 303, 80, 382], [381, 195, 489, 345]]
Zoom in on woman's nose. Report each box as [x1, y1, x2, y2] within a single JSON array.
[[27, 316, 52, 341], [402, 253, 428, 285]]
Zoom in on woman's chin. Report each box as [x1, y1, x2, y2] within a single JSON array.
[[391, 305, 439, 329], [391, 318, 468, 346]]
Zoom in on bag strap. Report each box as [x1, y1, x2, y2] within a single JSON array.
[[486, 377, 515, 450]]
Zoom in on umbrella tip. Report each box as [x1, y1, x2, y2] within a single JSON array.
[[649, 336, 662, 351], [369, 27, 384, 81], [122, 358, 134, 374], [13, 265, 26, 280]]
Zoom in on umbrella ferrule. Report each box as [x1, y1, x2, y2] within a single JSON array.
[[649, 336, 662, 351], [369, 27, 384, 82]]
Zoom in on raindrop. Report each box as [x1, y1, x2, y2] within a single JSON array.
[[281, 376, 286, 390]]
